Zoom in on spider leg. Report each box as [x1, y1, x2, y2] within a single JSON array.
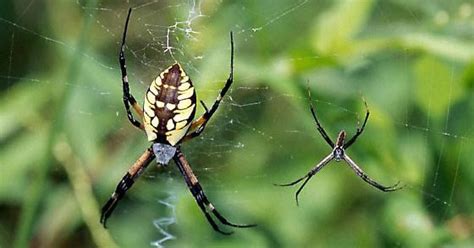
[[120, 8, 144, 130], [182, 32, 234, 142], [343, 154, 403, 192], [275, 153, 334, 206], [173, 148, 255, 235], [343, 98, 369, 149], [100, 148, 155, 227], [307, 88, 334, 148], [200, 100, 209, 113]]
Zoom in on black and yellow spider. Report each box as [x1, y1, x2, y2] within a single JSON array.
[[100, 8, 255, 235], [277, 90, 402, 205]]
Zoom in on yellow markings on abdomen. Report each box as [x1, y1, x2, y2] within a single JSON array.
[[175, 121, 188, 129], [177, 87, 194, 100], [142, 63, 197, 144], [178, 82, 191, 91], [156, 101, 165, 108], [177, 99, 192, 109], [166, 103, 176, 111], [173, 104, 195, 122], [166, 119, 175, 130], [146, 91, 155, 103], [151, 117, 159, 128], [149, 83, 159, 94], [144, 103, 155, 118], [166, 123, 192, 146], [180, 76, 189, 83]]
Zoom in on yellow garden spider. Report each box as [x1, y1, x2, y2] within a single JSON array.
[[277, 90, 402, 205], [100, 8, 255, 235]]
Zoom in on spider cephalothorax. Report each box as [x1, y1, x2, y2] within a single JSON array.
[[333, 131, 346, 161], [100, 8, 255, 235], [277, 90, 402, 205]]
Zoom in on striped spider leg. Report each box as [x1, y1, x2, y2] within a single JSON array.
[[174, 149, 256, 235], [100, 148, 155, 227]]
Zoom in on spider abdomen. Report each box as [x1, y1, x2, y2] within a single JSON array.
[[143, 63, 197, 145]]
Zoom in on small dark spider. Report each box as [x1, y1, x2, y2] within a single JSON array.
[[100, 8, 255, 234], [277, 90, 403, 205]]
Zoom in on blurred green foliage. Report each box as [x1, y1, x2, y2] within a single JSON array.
[[1, 0, 473, 247]]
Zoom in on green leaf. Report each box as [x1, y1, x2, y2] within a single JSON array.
[[313, 0, 374, 55], [414, 55, 464, 118]]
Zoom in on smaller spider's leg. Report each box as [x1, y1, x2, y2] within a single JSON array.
[[307, 88, 334, 148], [182, 32, 234, 142], [100, 148, 155, 227], [275, 153, 334, 205], [120, 8, 144, 130], [173, 148, 255, 234], [343, 154, 403, 192], [293, 175, 315, 206], [344, 98, 370, 149]]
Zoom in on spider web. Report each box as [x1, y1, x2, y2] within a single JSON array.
[[0, 0, 473, 247]]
